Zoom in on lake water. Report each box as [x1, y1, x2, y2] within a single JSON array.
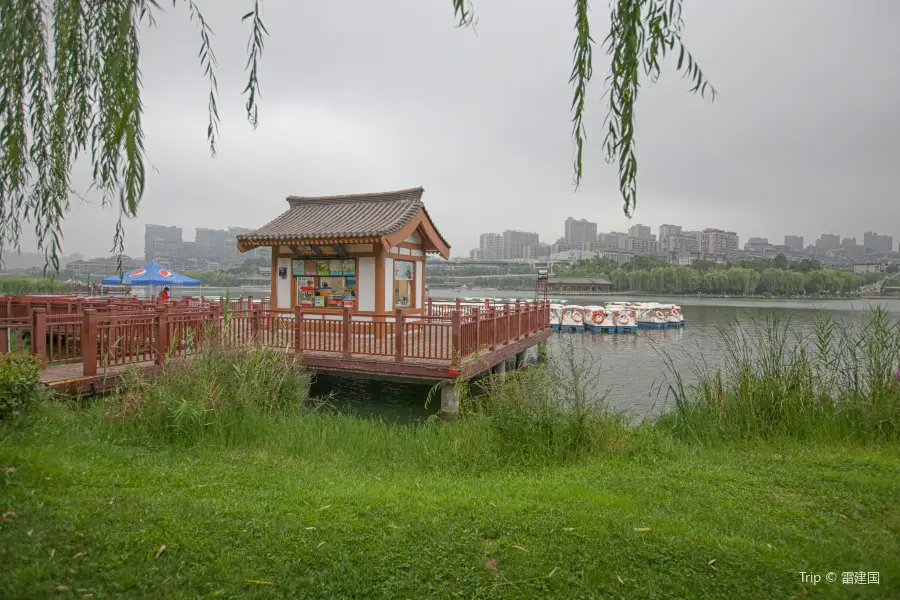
[[315, 292, 900, 423]]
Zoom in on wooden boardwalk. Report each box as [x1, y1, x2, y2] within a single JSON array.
[[4, 298, 552, 396]]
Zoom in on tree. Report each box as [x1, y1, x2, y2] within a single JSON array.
[[0, 0, 714, 270]]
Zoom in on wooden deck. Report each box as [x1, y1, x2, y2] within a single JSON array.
[[4, 298, 552, 396]]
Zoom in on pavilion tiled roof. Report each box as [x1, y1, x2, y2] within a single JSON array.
[[236, 187, 449, 251]]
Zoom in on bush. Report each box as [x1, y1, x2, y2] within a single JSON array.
[[103, 343, 312, 445], [0, 353, 43, 420]]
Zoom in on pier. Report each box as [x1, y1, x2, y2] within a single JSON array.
[[1, 295, 551, 416]]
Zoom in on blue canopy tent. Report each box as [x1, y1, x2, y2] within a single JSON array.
[[102, 260, 200, 297]]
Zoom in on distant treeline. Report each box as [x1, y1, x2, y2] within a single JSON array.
[[606, 266, 863, 295], [0, 277, 73, 295], [561, 254, 874, 296]]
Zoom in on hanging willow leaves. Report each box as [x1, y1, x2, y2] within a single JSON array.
[[0, 0, 710, 272]]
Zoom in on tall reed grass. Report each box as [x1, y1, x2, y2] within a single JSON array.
[[661, 308, 900, 442], [102, 342, 311, 445], [455, 338, 626, 462]]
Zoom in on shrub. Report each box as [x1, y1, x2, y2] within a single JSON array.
[[0, 353, 43, 420]]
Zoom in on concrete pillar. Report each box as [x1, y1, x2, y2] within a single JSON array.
[[440, 384, 459, 420], [537, 340, 549, 364], [495, 359, 507, 380], [515, 351, 526, 370]]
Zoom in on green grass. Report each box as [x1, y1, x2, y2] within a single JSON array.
[[1, 404, 898, 599]]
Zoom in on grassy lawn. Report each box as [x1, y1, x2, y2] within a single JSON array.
[[1, 406, 898, 599]]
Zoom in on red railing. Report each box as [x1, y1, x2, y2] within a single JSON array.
[[96, 312, 158, 369], [43, 313, 84, 365], [2, 294, 550, 376]]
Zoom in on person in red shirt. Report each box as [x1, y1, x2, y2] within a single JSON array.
[[159, 286, 170, 302]]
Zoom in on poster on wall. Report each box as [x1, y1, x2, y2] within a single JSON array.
[[394, 260, 414, 281], [316, 260, 330, 276], [341, 259, 356, 276], [328, 259, 343, 276], [304, 260, 317, 276]]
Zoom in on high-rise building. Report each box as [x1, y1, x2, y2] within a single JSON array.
[[815, 233, 841, 251], [661, 234, 700, 254], [502, 230, 539, 260], [863, 231, 893, 253], [469, 248, 483, 260], [624, 237, 659, 255], [523, 243, 551, 259], [564, 218, 598, 247], [784, 235, 804, 250], [701, 229, 739, 257], [144, 224, 183, 262], [597, 232, 626, 249], [658, 224, 683, 247], [628, 224, 653, 239], [841, 237, 858, 248], [478, 233, 504, 261]]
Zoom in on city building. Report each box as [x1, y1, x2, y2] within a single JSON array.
[[744, 237, 772, 253], [469, 248, 483, 260], [701, 229, 739, 257], [658, 224, 682, 248], [478, 233, 504, 261], [864, 231, 893, 253], [853, 263, 886, 274], [784, 235, 804, 250], [144, 224, 183, 262], [628, 224, 653, 239], [841, 237, 858, 248], [597, 232, 626, 249], [815, 233, 841, 251], [660, 234, 699, 254], [502, 230, 539, 260], [623, 236, 659, 255], [523, 243, 551, 259], [564, 218, 598, 248]]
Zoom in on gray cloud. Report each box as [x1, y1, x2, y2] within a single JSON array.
[[18, 0, 900, 260]]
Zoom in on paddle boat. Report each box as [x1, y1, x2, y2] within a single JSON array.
[[582, 306, 607, 333], [612, 306, 638, 332], [560, 304, 584, 331], [549, 304, 564, 329], [635, 303, 669, 329]]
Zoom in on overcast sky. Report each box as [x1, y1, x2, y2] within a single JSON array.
[[20, 0, 900, 259]]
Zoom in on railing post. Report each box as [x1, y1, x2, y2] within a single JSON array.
[[455, 298, 461, 311], [427, 297, 433, 318], [504, 304, 511, 346], [155, 306, 168, 365], [394, 308, 404, 363], [473, 307, 481, 350], [250, 303, 260, 343], [342, 306, 352, 358], [515, 300, 522, 341], [451, 310, 461, 367], [293, 307, 304, 354], [32, 307, 47, 366], [0, 325, 8, 355], [82, 309, 98, 376]]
